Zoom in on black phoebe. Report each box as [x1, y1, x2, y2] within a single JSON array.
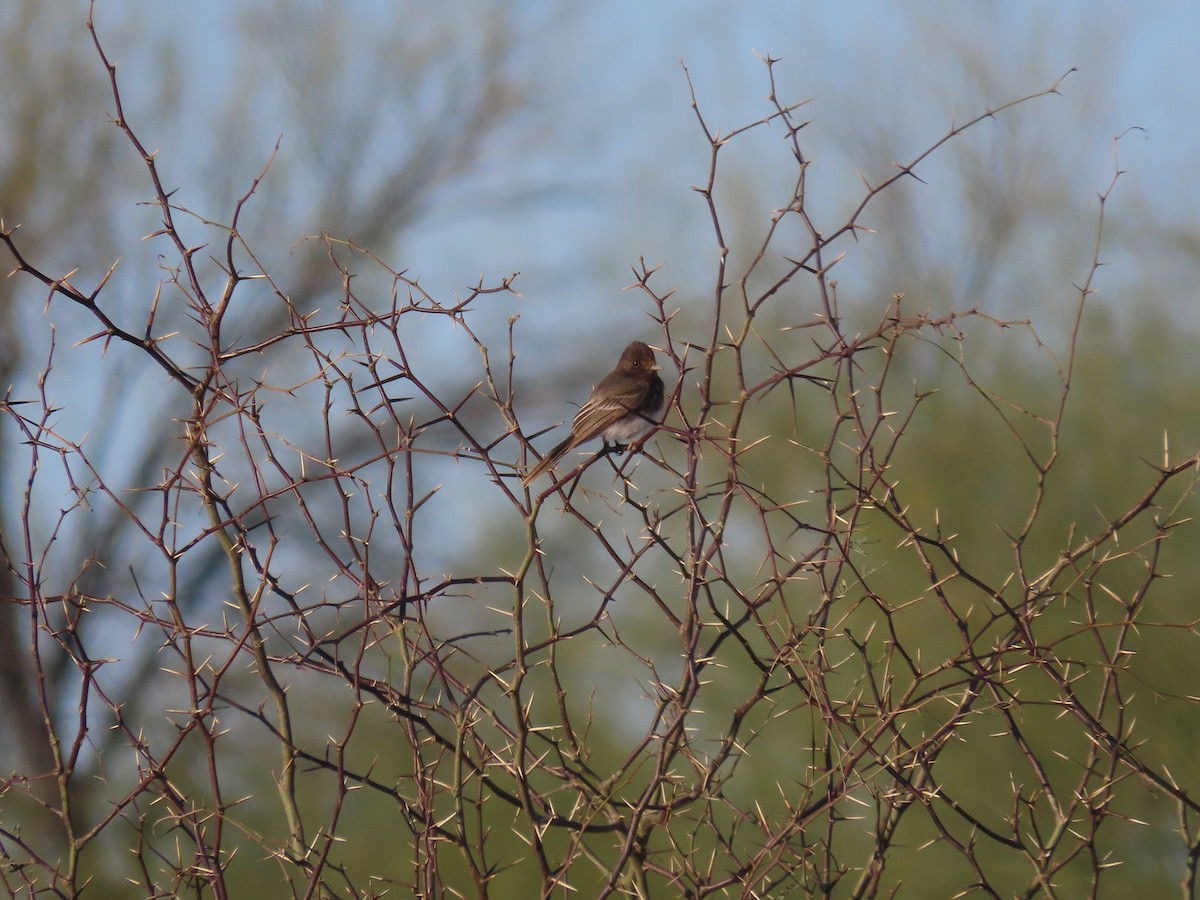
[[523, 341, 665, 485]]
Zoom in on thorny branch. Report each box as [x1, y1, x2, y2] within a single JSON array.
[[1, 18, 1197, 900]]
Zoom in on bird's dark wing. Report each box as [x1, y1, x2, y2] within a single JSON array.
[[569, 375, 647, 444], [521, 393, 629, 486]]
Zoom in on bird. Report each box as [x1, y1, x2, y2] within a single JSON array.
[[522, 341, 665, 485]]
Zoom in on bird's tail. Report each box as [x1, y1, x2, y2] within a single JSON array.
[[522, 436, 574, 486]]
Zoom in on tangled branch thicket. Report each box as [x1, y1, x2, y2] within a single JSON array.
[[2, 18, 1199, 900]]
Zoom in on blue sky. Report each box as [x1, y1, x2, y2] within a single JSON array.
[[8, 1, 1199, 560], [88, 1, 1198, 322]]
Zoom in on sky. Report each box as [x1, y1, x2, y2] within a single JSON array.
[[7, 0, 1200, 576], [84, 1, 1199, 328]]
